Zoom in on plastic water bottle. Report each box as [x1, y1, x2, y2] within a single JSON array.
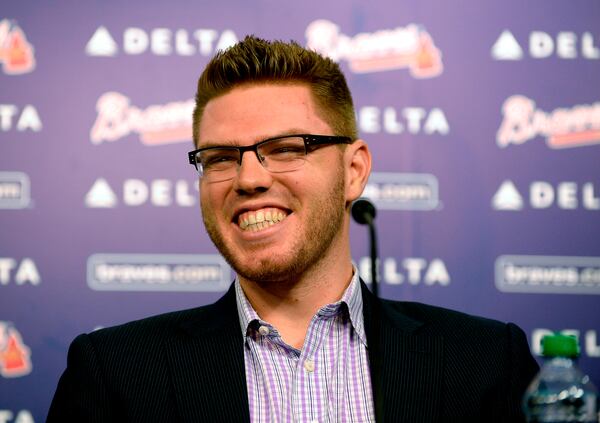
[[523, 333, 598, 422]]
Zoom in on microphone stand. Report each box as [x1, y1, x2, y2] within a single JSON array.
[[351, 198, 379, 297], [351, 198, 384, 420]]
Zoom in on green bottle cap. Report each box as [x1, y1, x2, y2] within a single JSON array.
[[541, 333, 580, 358]]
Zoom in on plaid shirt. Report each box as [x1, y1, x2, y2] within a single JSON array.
[[235, 270, 375, 422]]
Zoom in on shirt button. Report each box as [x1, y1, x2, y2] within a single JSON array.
[[258, 325, 270, 336], [304, 359, 315, 373]]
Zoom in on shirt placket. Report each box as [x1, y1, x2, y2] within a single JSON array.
[[294, 311, 338, 423]]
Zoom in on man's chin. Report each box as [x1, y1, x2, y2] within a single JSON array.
[[234, 265, 297, 284], [233, 259, 301, 284]]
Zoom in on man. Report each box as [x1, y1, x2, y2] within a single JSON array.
[[48, 36, 539, 422]]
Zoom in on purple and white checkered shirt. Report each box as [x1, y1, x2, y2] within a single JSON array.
[[235, 270, 375, 423]]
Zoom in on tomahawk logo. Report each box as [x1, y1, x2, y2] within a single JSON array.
[[306, 19, 443, 78], [0, 322, 32, 378], [0, 19, 35, 75]]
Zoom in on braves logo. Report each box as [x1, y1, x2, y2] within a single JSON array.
[[0, 321, 32, 378], [0, 19, 35, 75], [306, 19, 443, 78], [497, 95, 600, 149]]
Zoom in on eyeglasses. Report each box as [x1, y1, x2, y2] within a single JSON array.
[[188, 134, 353, 182]]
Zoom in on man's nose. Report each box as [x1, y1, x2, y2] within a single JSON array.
[[233, 150, 273, 194]]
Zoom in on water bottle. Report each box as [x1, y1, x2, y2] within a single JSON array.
[[523, 333, 598, 422]]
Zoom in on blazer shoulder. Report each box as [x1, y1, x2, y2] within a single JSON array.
[[381, 298, 519, 340], [87, 283, 238, 346]]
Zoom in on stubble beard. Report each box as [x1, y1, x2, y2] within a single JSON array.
[[201, 167, 347, 286]]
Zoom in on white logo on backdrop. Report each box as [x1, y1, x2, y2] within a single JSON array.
[[362, 172, 439, 211], [496, 255, 600, 295], [357, 106, 449, 136], [0, 410, 35, 423], [90, 92, 194, 145], [87, 253, 231, 292], [358, 257, 450, 286], [84, 178, 197, 208], [491, 30, 523, 60], [492, 180, 600, 211], [85, 26, 238, 57], [306, 19, 443, 78], [0, 172, 31, 209], [0, 104, 42, 132], [85, 178, 118, 208], [497, 95, 600, 149], [492, 180, 524, 211], [492, 30, 600, 60], [0, 258, 40, 286], [85, 26, 118, 56]]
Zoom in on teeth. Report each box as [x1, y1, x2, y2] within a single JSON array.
[[238, 208, 288, 232]]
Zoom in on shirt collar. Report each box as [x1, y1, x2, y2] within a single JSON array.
[[234, 266, 367, 346]]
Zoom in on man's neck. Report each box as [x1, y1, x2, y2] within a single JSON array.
[[239, 260, 354, 349]]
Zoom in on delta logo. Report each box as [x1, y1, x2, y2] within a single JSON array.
[[491, 30, 599, 61], [90, 91, 194, 146], [0, 322, 32, 378], [85, 25, 238, 57], [0, 19, 35, 75], [306, 19, 443, 78], [497, 95, 600, 149]]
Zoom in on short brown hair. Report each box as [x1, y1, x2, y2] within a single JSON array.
[[192, 35, 357, 146]]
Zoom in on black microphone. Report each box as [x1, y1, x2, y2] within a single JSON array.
[[351, 198, 379, 298]]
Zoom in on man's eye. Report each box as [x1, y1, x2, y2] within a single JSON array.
[[201, 153, 238, 168], [271, 146, 304, 154]]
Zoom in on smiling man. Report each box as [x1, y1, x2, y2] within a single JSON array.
[[48, 36, 538, 422]]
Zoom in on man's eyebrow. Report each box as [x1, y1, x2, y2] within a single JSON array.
[[198, 128, 313, 148]]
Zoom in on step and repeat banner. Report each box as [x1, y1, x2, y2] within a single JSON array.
[[1, 1, 599, 420]]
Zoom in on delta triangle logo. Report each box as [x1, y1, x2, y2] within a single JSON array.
[[85, 26, 118, 56], [0, 322, 32, 378], [491, 30, 523, 61], [492, 180, 523, 211], [85, 178, 117, 208]]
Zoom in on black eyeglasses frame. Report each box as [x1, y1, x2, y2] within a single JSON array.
[[188, 134, 354, 175]]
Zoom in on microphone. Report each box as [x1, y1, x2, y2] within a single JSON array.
[[351, 198, 376, 225], [351, 198, 379, 298]]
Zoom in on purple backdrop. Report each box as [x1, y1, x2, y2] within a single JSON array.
[[1, 1, 599, 420]]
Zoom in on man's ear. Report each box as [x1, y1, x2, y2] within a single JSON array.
[[344, 139, 372, 203]]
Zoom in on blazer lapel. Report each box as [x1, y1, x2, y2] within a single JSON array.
[[362, 282, 444, 423], [165, 285, 250, 422]]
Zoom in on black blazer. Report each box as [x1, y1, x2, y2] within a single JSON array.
[[48, 282, 539, 422]]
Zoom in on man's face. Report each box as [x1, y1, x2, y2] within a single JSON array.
[[197, 83, 349, 284]]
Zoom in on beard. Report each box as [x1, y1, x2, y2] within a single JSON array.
[[201, 165, 347, 285]]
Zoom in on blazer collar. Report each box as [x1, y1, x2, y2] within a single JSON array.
[[166, 283, 250, 422], [361, 281, 444, 423]]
